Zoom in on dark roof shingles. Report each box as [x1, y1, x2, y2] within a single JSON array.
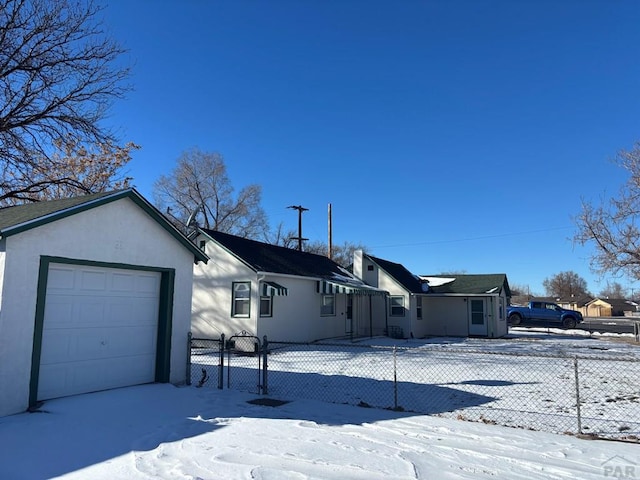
[[202, 229, 351, 280], [367, 254, 424, 293], [0, 191, 118, 232]]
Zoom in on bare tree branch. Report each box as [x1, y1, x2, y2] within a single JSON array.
[[0, 0, 132, 203], [575, 142, 640, 280], [153, 148, 269, 238]]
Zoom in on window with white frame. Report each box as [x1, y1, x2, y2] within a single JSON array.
[[232, 282, 251, 317], [390, 296, 405, 316], [321, 294, 335, 316], [260, 295, 273, 317], [416, 296, 423, 319]]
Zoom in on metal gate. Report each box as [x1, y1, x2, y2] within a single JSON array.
[[225, 331, 264, 394], [188, 332, 266, 394]]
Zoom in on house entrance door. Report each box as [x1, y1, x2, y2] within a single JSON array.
[[345, 295, 353, 334], [468, 298, 488, 336]]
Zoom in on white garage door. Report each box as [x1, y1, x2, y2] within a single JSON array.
[[38, 263, 161, 400]]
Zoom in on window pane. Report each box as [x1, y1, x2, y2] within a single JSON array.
[[232, 282, 251, 316], [390, 296, 405, 316], [234, 300, 249, 316], [321, 295, 335, 315], [234, 283, 250, 298], [260, 296, 272, 317]]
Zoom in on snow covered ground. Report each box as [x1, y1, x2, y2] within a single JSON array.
[[1, 383, 639, 480], [1, 328, 637, 479], [192, 328, 640, 439]]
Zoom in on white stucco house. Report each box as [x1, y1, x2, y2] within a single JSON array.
[[191, 229, 386, 342], [0, 189, 208, 417], [353, 251, 510, 339]]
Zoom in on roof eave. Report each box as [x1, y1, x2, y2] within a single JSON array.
[[2, 189, 209, 264]]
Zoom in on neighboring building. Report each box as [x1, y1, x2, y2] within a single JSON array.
[[422, 274, 511, 338], [191, 230, 386, 342], [0, 189, 208, 417], [584, 298, 639, 317], [352, 251, 511, 338], [352, 251, 426, 339], [552, 295, 593, 316]]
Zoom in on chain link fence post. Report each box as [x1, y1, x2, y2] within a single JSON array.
[[186, 332, 192, 386], [393, 345, 398, 410], [218, 333, 225, 389], [573, 356, 582, 434], [262, 335, 269, 395]]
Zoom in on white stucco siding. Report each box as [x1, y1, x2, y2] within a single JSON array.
[[0, 241, 5, 312], [493, 294, 508, 338], [423, 297, 469, 337], [376, 271, 411, 338], [256, 277, 326, 342], [0, 198, 195, 417], [192, 239, 257, 339], [411, 296, 429, 338]]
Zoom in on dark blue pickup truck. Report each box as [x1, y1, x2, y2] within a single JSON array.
[[507, 301, 583, 329]]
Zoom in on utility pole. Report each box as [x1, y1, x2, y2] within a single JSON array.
[[327, 203, 332, 259], [287, 205, 308, 251]]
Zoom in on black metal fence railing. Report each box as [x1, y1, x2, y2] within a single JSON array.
[[188, 334, 640, 441]]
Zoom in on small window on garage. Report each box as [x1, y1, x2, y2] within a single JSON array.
[[321, 294, 335, 316], [416, 296, 423, 319], [390, 296, 405, 316], [232, 282, 251, 317]]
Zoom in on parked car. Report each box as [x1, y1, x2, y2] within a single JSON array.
[[508, 301, 583, 329]]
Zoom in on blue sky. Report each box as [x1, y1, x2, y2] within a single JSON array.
[[101, 0, 640, 296]]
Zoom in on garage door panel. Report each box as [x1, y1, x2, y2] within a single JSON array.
[[46, 267, 76, 290], [39, 264, 161, 401], [38, 354, 156, 400], [80, 270, 108, 291], [136, 274, 161, 295], [111, 272, 136, 291], [40, 325, 158, 364], [109, 298, 159, 326]]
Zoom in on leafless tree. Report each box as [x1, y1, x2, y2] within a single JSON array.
[[438, 270, 469, 275], [508, 283, 537, 305], [542, 271, 589, 298], [154, 148, 268, 237], [262, 222, 297, 249], [575, 141, 640, 281], [304, 239, 368, 267], [598, 281, 629, 300], [0, 0, 132, 204]]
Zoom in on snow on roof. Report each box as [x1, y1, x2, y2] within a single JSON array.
[[419, 276, 456, 287]]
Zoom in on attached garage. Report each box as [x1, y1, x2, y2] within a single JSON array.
[[0, 189, 208, 417]]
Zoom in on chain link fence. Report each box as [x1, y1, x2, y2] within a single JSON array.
[[188, 334, 640, 441]]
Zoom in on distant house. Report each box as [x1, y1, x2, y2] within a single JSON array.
[[584, 297, 639, 317], [552, 295, 593, 316], [191, 230, 386, 342], [0, 189, 208, 417], [352, 251, 511, 339]]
